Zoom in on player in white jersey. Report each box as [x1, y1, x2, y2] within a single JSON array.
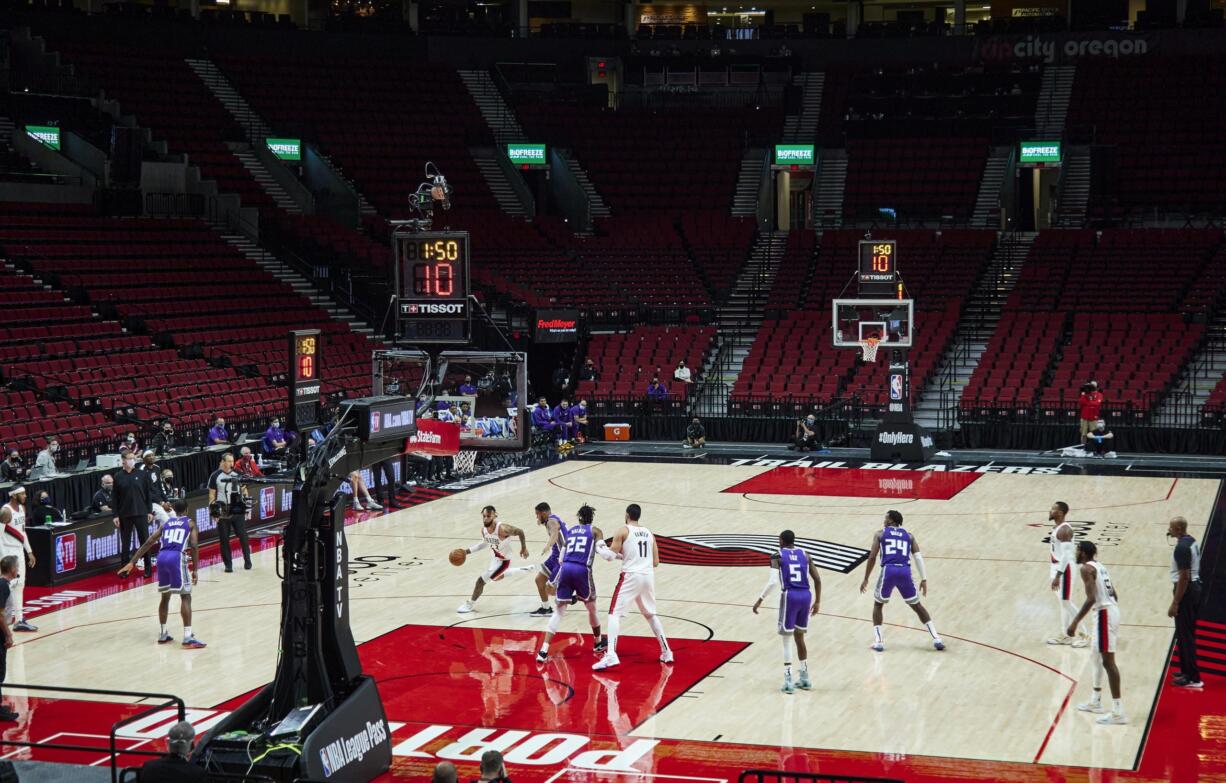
[[457, 505, 533, 613], [593, 503, 672, 671], [1068, 540, 1126, 725], [1047, 501, 1087, 647], [0, 487, 36, 632]]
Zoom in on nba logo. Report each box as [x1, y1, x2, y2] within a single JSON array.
[[55, 533, 77, 574], [889, 374, 903, 401], [261, 486, 276, 520], [370, 412, 381, 433], [319, 749, 332, 777]]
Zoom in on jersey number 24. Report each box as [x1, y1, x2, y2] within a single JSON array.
[[884, 538, 910, 557]]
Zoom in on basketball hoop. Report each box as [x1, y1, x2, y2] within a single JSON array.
[[859, 338, 881, 362], [453, 450, 478, 477]]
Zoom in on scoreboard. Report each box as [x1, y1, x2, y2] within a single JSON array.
[[394, 231, 471, 344], [858, 239, 899, 296], [288, 328, 322, 431]]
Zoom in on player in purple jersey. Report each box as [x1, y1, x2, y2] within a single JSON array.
[[118, 500, 205, 649], [536, 505, 619, 662], [859, 510, 944, 652], [753, 530, 822, 693], [530, 502, 565, 617]]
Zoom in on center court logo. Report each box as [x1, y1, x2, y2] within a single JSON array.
[[656, 534, 869, 574]]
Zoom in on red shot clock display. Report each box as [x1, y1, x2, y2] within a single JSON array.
[[394, 231, 471, 344]]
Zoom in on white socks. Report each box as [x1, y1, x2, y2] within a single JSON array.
[[781, 635, 794, 679], [606, 615, 620, 656], [925, 621, 941, 642], [184, 625, 192, 639], [873, 625, 883, 644], [798, 659, 809, 677], [647, 615, 670, 653]]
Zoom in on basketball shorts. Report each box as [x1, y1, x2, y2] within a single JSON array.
[[539, 555, 561, 583], [874, 564, 919, 605], [608, 571, 657, 617], [554, 562, 594, 603], [157, 551, 191, 595], [1051, 564, 1074, 602], [778, 588, 813, 635], [481, 558, 511, 584], [1093, 605, 1120, 654]]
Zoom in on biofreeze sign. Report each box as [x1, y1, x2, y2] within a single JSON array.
[[774, 144, 815, 166], [1019, 140, 1061, 164], [266, 138, 302, 161], [507, 143, 547, 166], [26, 125, 60, 150]]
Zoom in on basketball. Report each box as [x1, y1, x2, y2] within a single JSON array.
[[449, 548, 466, 566]]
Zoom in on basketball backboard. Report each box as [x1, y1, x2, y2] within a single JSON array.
[[832, 298, 914, 349]]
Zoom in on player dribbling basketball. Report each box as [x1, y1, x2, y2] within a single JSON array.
[[457, 505, 532, 614], [593, 504, 672, 671]]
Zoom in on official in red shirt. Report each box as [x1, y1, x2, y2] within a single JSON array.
[[1078, 381, 1104, 440]]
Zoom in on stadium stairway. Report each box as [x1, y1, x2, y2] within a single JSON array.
[[970, 147, 1010, 228], [471, 148, 533, 219], [458, 69, 526, 144], [731, 149, 765, 216], [185, 58, 271, 142], [1035, 64, 1076, 139], [695, 231, 787, 416], [813, 149, 847, 230], [213, 231, 375, 336], [231, 145, 304, 213], [781, 72, 824, 143], [1055, 147, 1092, 228], [1153, 294, 1226, 425], [558, 148, 611, 220], [913, 231, 1034, 430]]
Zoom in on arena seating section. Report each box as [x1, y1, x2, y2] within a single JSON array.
[[739, 230, 995, 408], [820, 63, 1040, 223], [0, 205, 377, 460], [963, 230, 1226, 415], [576, 326, 716, 400], [1067, 58, 1226, 219]]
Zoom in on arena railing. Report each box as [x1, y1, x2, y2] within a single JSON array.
[[0, 682, 184, 783], [739, 770, 904, 783]]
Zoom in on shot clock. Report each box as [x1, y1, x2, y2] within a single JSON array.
[[393, 231, 471, 344], [288, 328, 322, 431], [858, 239, 900, 296]]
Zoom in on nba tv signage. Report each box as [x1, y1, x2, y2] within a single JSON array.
[[266, 137, 302, 161], [774, 144, 815, 167], [507, 143, 547, 168], [533, 309, 581, 343], [1019, 140, 1062, 166], [25, 125, 60, 150]]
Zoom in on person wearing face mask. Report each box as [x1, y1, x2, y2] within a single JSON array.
[[151, 421, 176, 456], [207, 417, 230, 447], [208, 453, 252, 572], [112, 449, 155, 578], [791, 414, 822, 452], [151, 469, 179, 525], [119, 432, 140, 456], [0, 488, 37, 632], [30, 438, 59, 481], [92, 475, 115, 514], [30, 492, 62, 526], [234, 446, 264, 478], [0, 452, 24, 484], [261, 418, 289, 455]]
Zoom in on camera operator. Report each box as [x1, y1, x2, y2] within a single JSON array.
[[0, 452, 24, 484], [683, 417, 706, 449], [1078, 381, 1104, 441], [791, 414, 822, 452], [1083, 418, 1115, 458]]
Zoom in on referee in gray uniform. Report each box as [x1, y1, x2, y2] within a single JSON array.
[[1167, 516, 1202, 688]]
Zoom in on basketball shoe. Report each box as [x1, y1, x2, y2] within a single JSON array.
[[457, 601, 475, 613], [1096, 712, 1127, 725], [593, 653, 620, 671], [157, 632, 174, 644], [1076, 698, 1105, 714], [182, 637, 207, 649], [660, 650, 674, 664], [781, 676, 795, 694]]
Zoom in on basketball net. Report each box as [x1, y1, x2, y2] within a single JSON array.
[[453, 450, 478, 476], [860, 337, 881, 362]]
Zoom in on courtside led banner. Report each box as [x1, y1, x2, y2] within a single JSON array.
[[26, 125, 60, 150], [1019, 140, 1061, 164], [266, 138, 302, 161], [774, 144, 815, 166], [507, 143, 547, 167]]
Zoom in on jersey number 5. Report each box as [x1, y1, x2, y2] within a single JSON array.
[[787, 563, 803, 583]]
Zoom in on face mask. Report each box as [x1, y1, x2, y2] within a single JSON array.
[[39, 497, 49, 505], [49, 444, 59, 453], [123, 458, 136, 469]]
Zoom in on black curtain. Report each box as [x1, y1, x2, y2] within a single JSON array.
[[957, 423, 1226, 455]]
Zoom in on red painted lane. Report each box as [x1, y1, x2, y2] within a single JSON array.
[[723, 467, 982, 501]]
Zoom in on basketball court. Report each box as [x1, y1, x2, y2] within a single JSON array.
[[1, 447, 1220, 782]]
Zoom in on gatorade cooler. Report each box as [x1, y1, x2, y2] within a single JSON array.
[[604, 423, 631, 441]]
